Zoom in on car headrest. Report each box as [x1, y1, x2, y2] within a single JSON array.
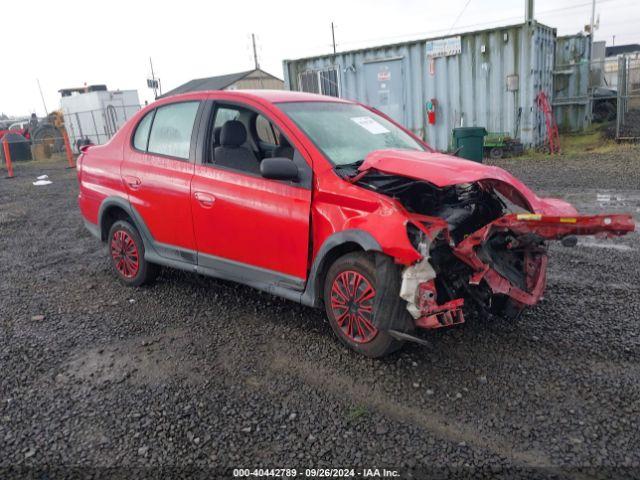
[[213, 126, 222, 145], [220, 120, 246, 147]]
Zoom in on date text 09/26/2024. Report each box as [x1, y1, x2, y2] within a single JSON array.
[[233, 468, 400, 478]]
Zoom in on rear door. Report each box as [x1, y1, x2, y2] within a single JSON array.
[[121, 100, 202, 262], [190, 97, 312, 289]]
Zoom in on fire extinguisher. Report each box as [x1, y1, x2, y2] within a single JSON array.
[[426, 99, 437, 125]]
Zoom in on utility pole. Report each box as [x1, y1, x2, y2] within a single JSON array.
[[525, 0, 534, 24], [331, 22, 337, 55], [589, 0, 596, 39], [149, 57, 158, 99], [36, 79, 48, 116], [589, 0, 596, 67], [252, 33, 260, 70], [588, 0, 597, 124]]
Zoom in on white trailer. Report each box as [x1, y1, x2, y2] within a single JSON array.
[[60, 88, 140, 151]]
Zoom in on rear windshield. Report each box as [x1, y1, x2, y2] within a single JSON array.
[[278, 102, 424, 166]]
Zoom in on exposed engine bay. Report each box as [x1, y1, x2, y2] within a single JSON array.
[[350, 166, 635, 332], [355, 171, 506, 242], [355, 170, 526, 322]]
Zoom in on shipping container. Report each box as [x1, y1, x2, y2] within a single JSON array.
[[283, 22, 558, 151]]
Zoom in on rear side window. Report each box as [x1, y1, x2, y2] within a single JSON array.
[[132, 110, 154, 151], [147, 102, 200, 159]]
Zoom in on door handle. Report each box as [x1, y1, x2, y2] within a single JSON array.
[[194, 191, 216, 208], [124, 175, 142, 189]]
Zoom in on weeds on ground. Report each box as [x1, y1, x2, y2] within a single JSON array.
[[518, 122, 633, 160], [346, 404, 369, 422]]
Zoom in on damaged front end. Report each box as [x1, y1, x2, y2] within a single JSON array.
[[350, 152, 635, 332]]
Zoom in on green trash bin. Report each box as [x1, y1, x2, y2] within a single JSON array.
[[452, 127, 487, 163]]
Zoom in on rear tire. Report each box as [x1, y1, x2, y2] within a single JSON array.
[[323, 252, 404, 358], [107, 220, 158, 287]]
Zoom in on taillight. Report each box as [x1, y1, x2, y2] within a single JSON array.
[[76, 153, 83, 184]]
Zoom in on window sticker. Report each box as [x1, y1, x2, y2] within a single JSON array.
[[350, 116, 390, 135]]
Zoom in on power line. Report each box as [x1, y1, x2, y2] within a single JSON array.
[[36, 79, 48, 116], [448, 0, 473, 34], [316, 0, 623, 52]]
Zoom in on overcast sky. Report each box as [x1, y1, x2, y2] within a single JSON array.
[[1, 0, 638, 117]]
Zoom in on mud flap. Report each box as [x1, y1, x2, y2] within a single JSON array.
[[372, 253, 415, 332]]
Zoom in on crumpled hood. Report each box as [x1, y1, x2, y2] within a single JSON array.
[[360, 149, 578, 216]]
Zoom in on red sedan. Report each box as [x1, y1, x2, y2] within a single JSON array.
[[77, 90, 634, 357]]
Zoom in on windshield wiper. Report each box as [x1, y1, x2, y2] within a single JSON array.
[[334, 159, 364, 173], [334, 159, 369, 181]]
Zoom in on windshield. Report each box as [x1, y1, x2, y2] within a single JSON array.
[[278, 102, 425, 166]]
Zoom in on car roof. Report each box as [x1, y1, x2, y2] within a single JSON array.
[[161, 89, 353, 104]]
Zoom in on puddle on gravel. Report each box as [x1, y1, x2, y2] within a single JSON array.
[[578, 240, 635, 252], [593, 192, 640, 214], [55, 329, 213, 386], [575, 233, 636, 252], [540, 190, 640, 217]]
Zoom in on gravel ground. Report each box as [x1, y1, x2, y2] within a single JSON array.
[[1, 149, 639, 479]]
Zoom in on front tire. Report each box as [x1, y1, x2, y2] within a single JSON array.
[[323, 252, 404, 358], [107, 220, 158, 287]]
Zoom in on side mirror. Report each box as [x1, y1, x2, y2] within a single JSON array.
[[260, 157, 299, 181]]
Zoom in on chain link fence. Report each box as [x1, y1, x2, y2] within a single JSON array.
[[552, 52, 640, 142], [63, 103, 141, 152], [613, 55, 640, 140], [1, 103, 142, 167]]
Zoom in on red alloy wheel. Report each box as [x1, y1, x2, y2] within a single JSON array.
[[110, 230, 140, 279], [330, 270, 378, 344]]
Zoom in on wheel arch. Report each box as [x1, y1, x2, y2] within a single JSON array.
[[302, 230, 381, 308], [97, 197, 137, 242]]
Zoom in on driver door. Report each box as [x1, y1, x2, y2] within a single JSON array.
[[190, 98, 312, 290]]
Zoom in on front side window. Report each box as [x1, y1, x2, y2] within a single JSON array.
[[278, 102, 424, 166], [147, 102, 199, 159]]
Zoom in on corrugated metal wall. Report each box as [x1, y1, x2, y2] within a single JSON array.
[[553, 34, 591, 132], [283, 22, 556, 151]]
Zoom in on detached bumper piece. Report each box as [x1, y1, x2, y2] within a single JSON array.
[[400, 212, 633, 337], [452, 213, 635, 306]]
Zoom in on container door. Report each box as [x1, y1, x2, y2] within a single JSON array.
[[364, 59, 406, 126], [101, 94, 127, 139]]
